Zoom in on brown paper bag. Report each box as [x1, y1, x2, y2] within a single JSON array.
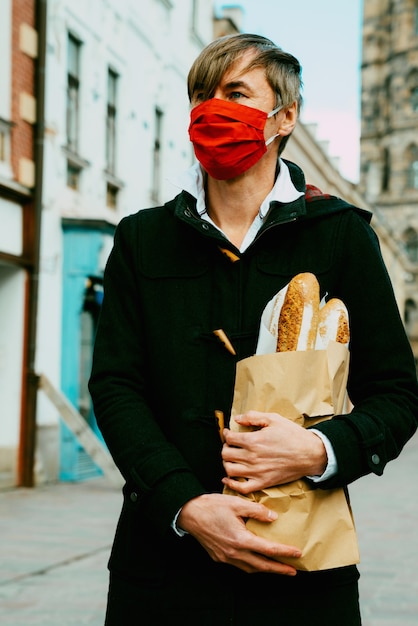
[[224, 341, 360, 571]]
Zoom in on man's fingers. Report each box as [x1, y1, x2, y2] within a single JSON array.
[[231, 497, 302, 556], [246, 500, 278, 522], [222, 476, 259, 494], [233, 410, 273, 428]]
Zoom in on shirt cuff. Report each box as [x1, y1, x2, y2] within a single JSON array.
[[171, 508, 188, 537], [307, 429, 338, 482]]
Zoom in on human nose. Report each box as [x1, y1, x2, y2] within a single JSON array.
[[212, 87, 227, 101]]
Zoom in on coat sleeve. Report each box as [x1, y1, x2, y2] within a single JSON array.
[[312, 210, 418, 488], [88, 216, 207, 534]]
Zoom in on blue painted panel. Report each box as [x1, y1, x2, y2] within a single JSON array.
[[60, 227, 107, 481]]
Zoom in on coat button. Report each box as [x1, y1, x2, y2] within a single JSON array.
[[130, 491, 138, 503], [371, 453, 380, 465]]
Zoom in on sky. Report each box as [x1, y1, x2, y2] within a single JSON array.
[[215, 1, 363, 182]]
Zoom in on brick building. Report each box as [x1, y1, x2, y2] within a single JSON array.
[[0, 0, 43, 487]]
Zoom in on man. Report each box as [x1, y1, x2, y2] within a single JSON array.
[[89, 33, 418, 625]]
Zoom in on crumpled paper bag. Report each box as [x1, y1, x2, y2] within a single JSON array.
[[223, 293, 360, 571]]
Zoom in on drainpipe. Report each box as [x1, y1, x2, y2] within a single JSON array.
[[18, 0, 47, 486]]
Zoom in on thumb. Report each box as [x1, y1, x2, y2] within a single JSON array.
[[234, 410, 271, 429], [239, 499, 278, 523], [240, 501, 303, 559]]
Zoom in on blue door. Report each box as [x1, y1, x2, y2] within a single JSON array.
[[60, 225, 112, 481]]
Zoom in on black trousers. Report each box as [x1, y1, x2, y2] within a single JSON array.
[[104, 568, 362, 626]]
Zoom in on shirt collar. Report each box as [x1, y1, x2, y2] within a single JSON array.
[[168, 159, 304, 218]]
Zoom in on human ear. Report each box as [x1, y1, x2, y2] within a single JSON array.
[[277, 101, 298, 137]]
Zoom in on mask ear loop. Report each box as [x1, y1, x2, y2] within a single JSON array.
[[266, 133, 280, 146], [267, 104, 283, 118], [266, 104, 284, 148], [265, 104, 283, 146]]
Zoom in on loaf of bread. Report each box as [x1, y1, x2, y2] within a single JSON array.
[[274, 273, 349, 352], [268, 287, 287, 339], [276, 273, 320, 352], [315, 298, 350, 349]]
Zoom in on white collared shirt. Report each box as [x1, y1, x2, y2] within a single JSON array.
[[170, 159, 304, 252]]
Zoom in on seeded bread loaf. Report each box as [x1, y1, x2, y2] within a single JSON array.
[[276, 273, 320, 352]]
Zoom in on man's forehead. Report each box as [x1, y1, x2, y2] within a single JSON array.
[[222, 49, 259, 79], [219, 55, 268, 89]]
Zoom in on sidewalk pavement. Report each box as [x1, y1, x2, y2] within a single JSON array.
[[0, 434, 417, 626], [0, 476, 120, 625], [350, 433, 418, 626]]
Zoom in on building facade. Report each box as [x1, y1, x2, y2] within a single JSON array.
[[34, 0, 220, 485], [0, 0, 39, 488], [0, 0, 220, 488], [285, 123, 408, 317], [359, 0, 418, 357]]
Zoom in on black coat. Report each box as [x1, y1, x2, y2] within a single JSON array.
[[89, 160, 418, 589]]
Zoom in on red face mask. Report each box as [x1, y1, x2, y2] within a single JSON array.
[[188, 98, 281, 180]]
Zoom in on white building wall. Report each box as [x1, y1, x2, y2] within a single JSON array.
[[0, 265, 25, 480], [36, 0, 215, 435]]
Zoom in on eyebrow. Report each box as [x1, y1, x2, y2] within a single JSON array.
[[222, 79, 254, 93]]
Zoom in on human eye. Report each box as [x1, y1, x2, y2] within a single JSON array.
[[229, 91, 245, 101], [191, 90, 207, 105]]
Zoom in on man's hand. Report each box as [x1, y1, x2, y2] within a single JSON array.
[[221, 410, 327, 494], [177, 493, 301, 575]]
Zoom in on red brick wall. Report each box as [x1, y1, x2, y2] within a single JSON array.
[[11, 0, 36, 181]]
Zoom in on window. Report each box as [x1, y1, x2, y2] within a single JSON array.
[[106, 68, 118, 174], [382, 147, 390, 191], [0, 131, 5, 161], [80, 276, 103, 422], [405, 298, 417, 327], [0, 118, 11, 165], [67, 162, 81, 190], [106, 182, 118, 209], [408, 70, 418, 111], [66, 34, 81, 152], [65, 34, 85, 189], [404, 228, 418, 263], [382, 76, 391, 121], [415, 2, 418, 36], [412, 87, 418, 112], [407, 145, 418, 189], [151, 107, 163, 203], [104, 68, 123, 208], [409, 160, 418, 189]]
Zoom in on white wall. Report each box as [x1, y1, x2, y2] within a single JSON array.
[[0, 265, 25, 446], [36, 0, 216, 427], [0, 197, 23, 256]]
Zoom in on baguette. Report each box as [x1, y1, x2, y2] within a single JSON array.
[[268, 286, 288, 338], [315, 298, 350, 349], [276, 273, 320, 352]]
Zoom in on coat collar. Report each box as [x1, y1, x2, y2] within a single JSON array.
[[168, 159, 372, 242]]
